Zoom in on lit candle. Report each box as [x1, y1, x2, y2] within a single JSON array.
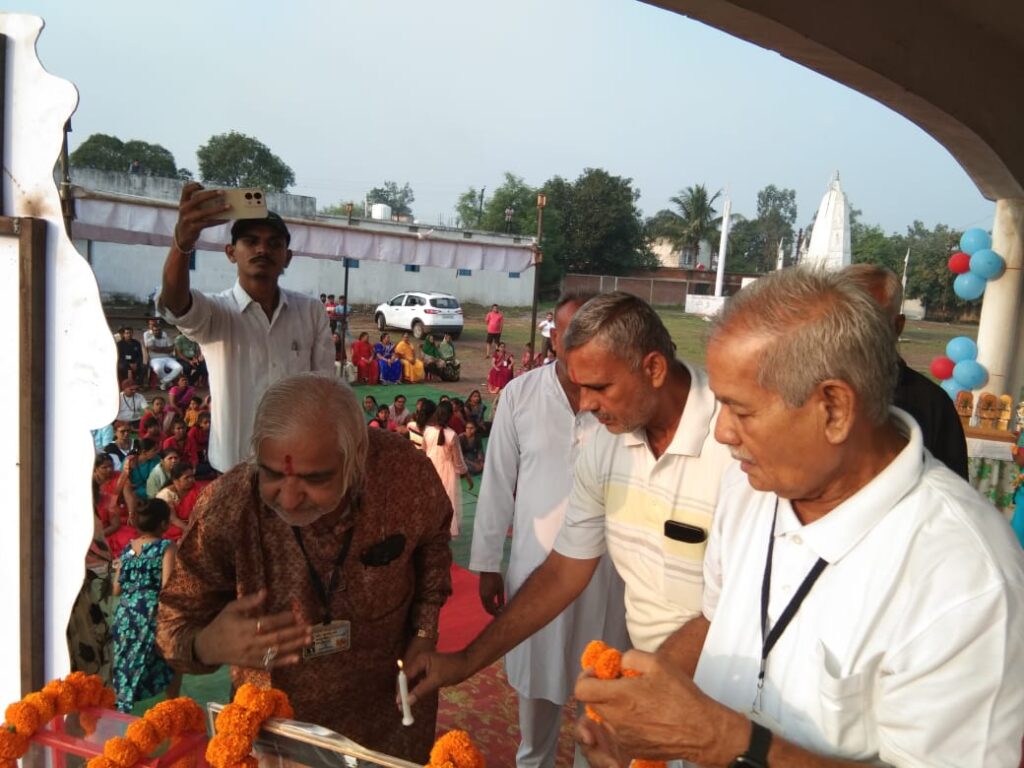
[[397, 659, 414, 726]]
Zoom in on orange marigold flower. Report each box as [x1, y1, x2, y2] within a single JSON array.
[[0, 730, 29, 760], [428, 730, 485, 768], [79, 711, 99, 737], [205, 732, 254, 768], [580, 640, 609, 671], [5, 701, 42, 734], [148, 701, 185, 735], [263, 690, 293, 720], [215, 705, 261, 741], [103, 736, 142, 768], [125, 719, 163, 754], [584, 704, 603, 723], [224, 757, 258, 768], [86, 756, 114, 768], [630, 761, 667, 768], [1, 757, 17, 768], [145, 708, 175, 741], [22, 692, 57, 723], [41, 681, 76, 716], [622, 668, 642, 678], [594, 648, 622, 680], [99, 689, 117, 710], [78, 676, 109, 709], [234, 685, 275, 721]]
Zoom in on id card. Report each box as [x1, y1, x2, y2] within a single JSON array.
[[302, 619, 351, 660]]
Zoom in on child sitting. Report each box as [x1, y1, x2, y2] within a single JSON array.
[[111, 498, 179, 712]]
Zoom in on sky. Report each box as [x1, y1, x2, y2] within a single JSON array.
[[16, 0, 994, 235]]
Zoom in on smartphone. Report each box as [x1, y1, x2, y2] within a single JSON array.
[[664, 520, 707, 544], [217, 188, 269, 220]]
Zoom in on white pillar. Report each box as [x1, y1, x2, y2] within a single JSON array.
[[714, 198, 731, 298], [976, 198, 1024, 397]]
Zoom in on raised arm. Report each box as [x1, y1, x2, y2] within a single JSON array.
[[160, 183, 230, 316]]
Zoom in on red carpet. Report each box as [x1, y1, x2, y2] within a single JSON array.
[[436, 565, 577, 765]]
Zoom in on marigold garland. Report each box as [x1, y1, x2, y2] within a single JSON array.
[[205, 684, 293, 768], [580, 641, 666, 768], [0, 672, 115, 766], [85, 697, 204, 768], [425, 730, 485, 768]]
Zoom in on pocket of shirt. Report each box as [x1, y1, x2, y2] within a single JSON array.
[[661, 537, 707, 614], [816, 640, 870, 752], [286, 343, 310, 373]]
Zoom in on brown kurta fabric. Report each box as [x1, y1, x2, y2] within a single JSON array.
[[156, 429, 453, 762]]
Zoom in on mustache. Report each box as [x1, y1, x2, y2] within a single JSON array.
[[730, 450, 754, 463]]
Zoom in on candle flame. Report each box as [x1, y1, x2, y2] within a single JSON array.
[[397, 659, 404, 670]]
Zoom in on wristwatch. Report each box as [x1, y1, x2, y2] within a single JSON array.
[[728, 721, 772, 767]]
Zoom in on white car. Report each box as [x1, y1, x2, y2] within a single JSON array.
[[374, 291, 464, 340]]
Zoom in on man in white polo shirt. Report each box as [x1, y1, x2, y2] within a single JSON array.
[[158, 182, 334, 472], [406, 292, 732, 705], [576, 268, 1024, 767]]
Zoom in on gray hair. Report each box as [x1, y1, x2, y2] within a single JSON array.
[[249, 373, 368, 496], [554, 289, 599, 316], [841, 263, 902, 322], [562, 291, 676, 370], [710, 267, 898, 425]]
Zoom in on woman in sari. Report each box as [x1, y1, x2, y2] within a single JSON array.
[[351, 332, 379, 385], [422, 401, 473, 537], [168, 375, 194, 417], [375, 333, 403, 385], [487, 342, 514, 394], [421, 335, 443, 380], [394, 332, 426, 383], [464, 389, 487, 427], [437, 333, 461, 382], [93, 452, 139, 558]]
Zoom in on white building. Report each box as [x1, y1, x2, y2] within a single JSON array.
[[802, 173, 852, 270]]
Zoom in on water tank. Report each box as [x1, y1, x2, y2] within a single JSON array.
[[370, 203, 393, 221]]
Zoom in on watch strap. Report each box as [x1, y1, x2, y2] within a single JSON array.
[[728, 720, 772, 768]]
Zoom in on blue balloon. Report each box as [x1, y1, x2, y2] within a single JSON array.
[[960, 228, 992, 255], [970, 248, 1006, 280], [940, 378, 964, 400], [946, 336, 978, 362], [953, 359, 988, 391], [953, 272, 986, 301]]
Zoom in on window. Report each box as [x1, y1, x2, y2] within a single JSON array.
[[457, 268, 472, 277], [343, 258, 359, 268], [389, 295, 405, 307], [404, 264, 420, 273], [508, 271, 520, 279], [430, 297, 460, 309]]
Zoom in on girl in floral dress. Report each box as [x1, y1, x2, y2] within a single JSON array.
[[111, 498, 179, 712]]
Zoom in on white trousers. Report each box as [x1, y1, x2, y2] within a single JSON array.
[[516, 695, 589, 768], [149, 356, 183, 386]]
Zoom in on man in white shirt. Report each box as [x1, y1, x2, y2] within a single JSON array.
[[157, 182, 334, 472], [407, 292, 732, 706], [536, 311, 555, 358], [470, 292, 629, 768], [575, 268, 1024, 768], [143, 317, 184, 390]]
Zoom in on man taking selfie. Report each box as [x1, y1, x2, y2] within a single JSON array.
[[158, 182, 334, 473]]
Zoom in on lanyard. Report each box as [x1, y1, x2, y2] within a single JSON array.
[[755, 498, 827, 711], [292, 525, 355, 624]]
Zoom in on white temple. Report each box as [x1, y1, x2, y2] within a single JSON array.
[[802, 173, 852, 270]]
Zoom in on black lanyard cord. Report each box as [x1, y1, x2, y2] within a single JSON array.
[[757, 498, 828, 692], [292, 525, 355, 624]]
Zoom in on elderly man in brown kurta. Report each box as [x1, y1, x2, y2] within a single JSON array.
[[156, 373, 452, 762]]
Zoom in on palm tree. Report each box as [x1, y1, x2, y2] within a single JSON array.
[[669, 184, 722, 266]]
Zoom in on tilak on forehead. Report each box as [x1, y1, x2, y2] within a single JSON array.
[[284, 454, 295, 475]]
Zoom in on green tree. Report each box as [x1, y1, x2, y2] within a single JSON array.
[[645, 208, 681, 241], [540, 168, 657, 279], [455, 187, 486, 229], [70, 133, 179, 177], [724, 215, 765, 273], [479, 173, 538, 235], [754, 185, 797, 271], [366, 181, 415, 217], [196, 131, 295, 192], [668, 184, 722, 262], [903, 221, 965, 320]]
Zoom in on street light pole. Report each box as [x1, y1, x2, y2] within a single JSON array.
[[528, 193, 546, 361]]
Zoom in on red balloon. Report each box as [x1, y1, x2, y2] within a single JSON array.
[[948, 251, 971, 274], [931, 356, 955, 380]]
